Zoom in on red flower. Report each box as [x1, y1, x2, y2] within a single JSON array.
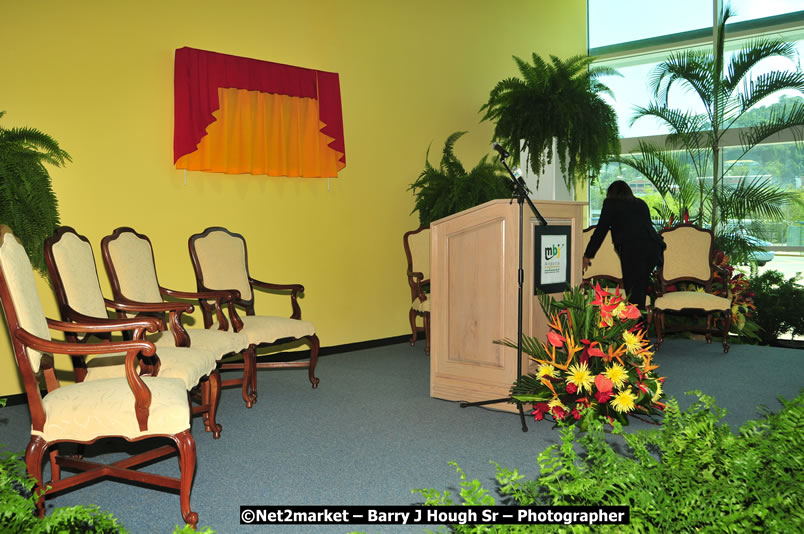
[[595, 390, 612, 403], [571, 408, 582, 420], [547, 330, 566, 348], [566, 382, 578, 394], [595, 374, 613, 393], [551, 405, 567, 420], [532, 403, 549, 421]]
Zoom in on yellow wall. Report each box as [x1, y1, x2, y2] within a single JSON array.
[[0, 0, 586, 396]]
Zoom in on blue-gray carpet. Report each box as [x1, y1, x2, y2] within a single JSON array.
[[1, 338, 802, 533]]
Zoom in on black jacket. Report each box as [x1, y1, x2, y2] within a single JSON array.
[[584, 197, 664, 260]]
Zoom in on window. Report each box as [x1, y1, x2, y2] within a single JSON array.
[[587, 1, 804, 275]]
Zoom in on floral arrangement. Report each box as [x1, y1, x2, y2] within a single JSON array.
[[711, 250, 759, 339], [499, 284, 665, 425]]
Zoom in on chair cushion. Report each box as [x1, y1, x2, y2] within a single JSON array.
[[149, 327, 249, 358], [654, 291, 730, 312], [85, 346, 219, 389], [213, 315, 315, 345], [34, 376, 190, 442], [412, 293, 430, 313]]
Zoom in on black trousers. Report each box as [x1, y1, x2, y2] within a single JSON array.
[[619, 241, 662, 310]]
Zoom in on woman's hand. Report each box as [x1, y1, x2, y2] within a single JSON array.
[[582, 256, 591, 273]]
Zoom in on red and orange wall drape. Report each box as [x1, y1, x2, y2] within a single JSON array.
[[174, 47, 346, 178]]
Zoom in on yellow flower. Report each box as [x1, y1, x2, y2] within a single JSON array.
[[537, 363, 557, 378], [611, 302, 627, 319], [603, 363, 629, 389], [651, 380, 663, 403], [610, 388, 638, 413], [622, 330, 642, 355], [548, 397, 568, 411], [566, 362, 593, 394]]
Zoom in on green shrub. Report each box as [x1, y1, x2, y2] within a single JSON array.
[[750, 270, 804, 345], [415, 390, 804, 533]]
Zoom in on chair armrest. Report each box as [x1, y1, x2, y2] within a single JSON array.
[[407, 271, 429, 302], [249, 277, 304, 319], [48, 316, 163, 336], [17, 327, 157, 431], [104, 297, 192, 348], [160, 286, 240, 331]]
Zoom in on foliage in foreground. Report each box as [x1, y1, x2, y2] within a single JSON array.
[[415, 390, 804, 533]]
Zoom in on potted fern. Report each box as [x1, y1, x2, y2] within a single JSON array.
[[480, 54, 620, 191], [408, 131, 511, 226], [0, 111, 70, 274]]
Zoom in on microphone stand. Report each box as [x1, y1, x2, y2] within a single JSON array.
[[459, 150, 547, 433]]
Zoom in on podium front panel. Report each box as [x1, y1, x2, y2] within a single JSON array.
[[430, 199, 585, 413]]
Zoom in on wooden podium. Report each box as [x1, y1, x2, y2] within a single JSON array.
[[429, 199, 586, 413]]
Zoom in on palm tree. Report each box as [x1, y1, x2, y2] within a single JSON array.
[[480, 54, 620, 190], [614, 5, 804, 253], [0, 111, 70, 274]]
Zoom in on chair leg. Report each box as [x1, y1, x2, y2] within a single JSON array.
[[409, 308, 418, 346], [423, 312, 431, 357], [206, 370, 222, 439], [172, 430, 198, 529], [721, 311, 732, 353], [243, 347, 256, 408], [307, 334, 321, 388], [653, 310, 664, 351], [705, 314, 713, 344], [25, 436, 48, 517]]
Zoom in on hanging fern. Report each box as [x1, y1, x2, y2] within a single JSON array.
[[0, 111, 70, 274], [408, 131, 512, 227], [480, 54, 620, 189]]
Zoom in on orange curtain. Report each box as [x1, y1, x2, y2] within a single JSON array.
[[176, 88, 343, 177], [173, 47, 346, 178]]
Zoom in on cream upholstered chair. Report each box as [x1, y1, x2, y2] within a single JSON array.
[[582, 225, 623, 284], [44, 226, 224, 438], [99, 227, 253, 405], [403, 227, 430, 355], [582, 225, 653, 320], [0, 226, 198, 527], [653, 224, 732, 352], [188, 226, 320, 404]]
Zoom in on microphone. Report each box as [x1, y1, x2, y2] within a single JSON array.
[[492, 142, 509, 159]]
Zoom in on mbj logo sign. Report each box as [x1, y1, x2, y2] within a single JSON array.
[[544, 243, 564, 261]]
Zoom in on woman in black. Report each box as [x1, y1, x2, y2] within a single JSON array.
[[582, 180, 665, 310]]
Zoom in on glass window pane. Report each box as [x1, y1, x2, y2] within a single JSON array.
[[728, 0, 804, 24], [588, 0, 712, 49]]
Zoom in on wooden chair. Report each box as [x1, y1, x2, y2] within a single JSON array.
[[44, 226, 224, 438], [653, 223, 732, 352], [403, 226, 430, 355], [188, 226, 320, 404], [99, 227, 253, 406], [0, 226, 198, 527], [582, 225, 653, 322]]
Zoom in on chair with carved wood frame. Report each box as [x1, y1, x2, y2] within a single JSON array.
[[44, 226, 225, 438], [582, 225, 653, 325], [99, 227, 253, 406], [188, 226, 320, 404], [0, 226, 199, 527], [653, 223, 732, 352], [403, 226, 430, 356]]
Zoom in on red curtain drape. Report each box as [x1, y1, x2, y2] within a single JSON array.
[[174, 47, 345, 177]]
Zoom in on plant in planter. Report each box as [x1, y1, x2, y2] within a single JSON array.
[[498, 283, 665, 426], [0, 111, 70, 275], [749, 269, 804, 346], [611, 5, 804, 262], [480, 53, 620, 190], [408, 131, 511, 226]]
